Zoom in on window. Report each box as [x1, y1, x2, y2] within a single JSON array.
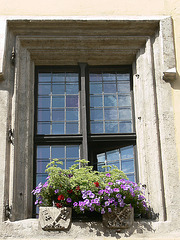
[[34, 65, 137, 201]]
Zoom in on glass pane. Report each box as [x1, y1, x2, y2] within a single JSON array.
[[117, 82, 130, 93], [117, 73, 130, 81], [105, 121, 118, 133], [38, 110, 50, 121], [90, 83, 102, 94], [66, 122, 79, 134], [38, 84, 51, 95], [37, 122, 50, 134], [66, 109, 79, 120], [52, 84, 65, 94], [52, 123, 64, 134], [52, 109, 64, 121], [104, 95, 117, 107], [89, 73, 102, 82], [118, 95, 131, 107], [66, 95, 78, 107], [120, 145, 134, 160], [37, 160, 49, 173], [104, 83, 116, 93], [52, 73, 65, 82], [108, 161, 120, 169], [104, 108, 118, 120], [66, 83, 79, 94], [106, 149, 119, 161], [52, 96, 65, 108], [66, 160, 76, 169], [36, 174, 48, 185], [66, 73, 78, 82], [66, 145, 79, 158], [37, 146, 50, 159], [91, 121, 103, 133], [121, 160, 134, 173], [97, 153, 105, 163], [127, 174, 135, 182], [52, 146, 65, 159], [38, 97, 50, 108], [90, 96, 102, 107], [119, 121, 132, 133], [119, 108, 132, 120], [90, 109, 103, 120], [103, 73, 116, 81], [39, 73, 51, 82]]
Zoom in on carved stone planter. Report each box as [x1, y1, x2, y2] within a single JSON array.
[[39, 207, 72, 231], [102, 206, 134, 229]]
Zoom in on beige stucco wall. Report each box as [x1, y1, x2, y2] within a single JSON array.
[[0, 0, 180, 173]]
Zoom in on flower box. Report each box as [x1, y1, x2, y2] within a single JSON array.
[[102, 206, 134, 229], [39, 207, 72, 231]]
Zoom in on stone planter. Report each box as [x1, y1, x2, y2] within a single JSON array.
[[39, 206, 72, 231], [102, 206, 134, 229]]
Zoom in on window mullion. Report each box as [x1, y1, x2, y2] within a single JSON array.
[[79, 63, 89, 161]]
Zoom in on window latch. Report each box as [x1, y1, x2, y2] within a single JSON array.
[[8, 126, 14, 145], [11, 47, 15, 65], [5, 203, 12, 219]]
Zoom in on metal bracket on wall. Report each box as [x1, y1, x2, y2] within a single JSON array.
[[8, 126, 14, 145]]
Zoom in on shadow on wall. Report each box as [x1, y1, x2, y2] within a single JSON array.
[[73, 220, 155, 238]]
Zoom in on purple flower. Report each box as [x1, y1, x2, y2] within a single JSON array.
[[73, 202, 78, 207], [108, 208, 112, 213], [90, 207, 95, 212], [116, 193, 122, 198], [106, 173, 111, 177], [46, 176, 50, 180], [35, 200, 38, 205], [113, 188, 119, 192], [84, 199, 90, 205], [80, 206, 85, 211], [108, 182, 113, 185], [66, 197, 72, 203], [101, 208, 105, 214], [105, 201, 110, 206], [89, 193, 95, 198], [104, 196, 108, 200], [98, 189, 104, 195], [54, 189, 59, 194], [43, 181, 48, 188]]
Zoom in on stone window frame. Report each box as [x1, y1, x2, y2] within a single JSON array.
[[0, 16, 178, 223]]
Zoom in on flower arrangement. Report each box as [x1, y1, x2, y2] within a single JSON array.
[[32, 159, 149, 217]]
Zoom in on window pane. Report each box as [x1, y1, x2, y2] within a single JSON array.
[[119, 108, 132, 120], [66, 73, 78, 82], [127, 174, 135, 182], [119, 121, 132, 133], [105, 121, 118, 133], [117, 82, 130, 93], [52, 73, 65, 82], [66, 122, 79, 134], [38, 110, 50, 121], [104, 95, 117, 107], [37, 160, 49, 173], [120, 145, 134, 159], [90, 83, 102, 94], [90, 96, 102, 107], [97, 153, 105, 163], [66, 160, 76, 169], [66, 145, 79, 158], [90, 109, 103, 120], [52, 123, 64, 134], [52, 146, 65, 159], [52, 96, 65, 108], [39, 73, 51, 82], [104, 108, 118, 120], [121, 160, 134, 173], [38, 84, 51, 95], [117, 73, 130, 81], [37, 122, 50, 134], [91, 121, 103, 133], [52, 84, 65, 94], [37, 146, 50, 159], [103, 73, 116, 81], [52, 109, 65, 121], [38, 97, 50, 108], [118, 94, 131, 107], [66, 95, 78, 107], [89, 73, 102, 82], [106, 149, 119, 162], [36, 174, 48, 185], [104, 83, 116, 93], [66, 83, 79, 94], [66, 109, 79, 120]]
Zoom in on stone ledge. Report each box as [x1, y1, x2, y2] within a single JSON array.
[[0, 219, 180, 240]]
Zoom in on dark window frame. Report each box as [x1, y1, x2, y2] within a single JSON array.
[[33, 64, 137, 217]]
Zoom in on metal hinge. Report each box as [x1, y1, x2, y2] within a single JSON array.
[[11, 47, 16, 65], [8, 125, 14, 145], [5, 203, 12, 219]]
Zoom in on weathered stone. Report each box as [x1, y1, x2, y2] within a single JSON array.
[[39, 207, 72, 231]]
